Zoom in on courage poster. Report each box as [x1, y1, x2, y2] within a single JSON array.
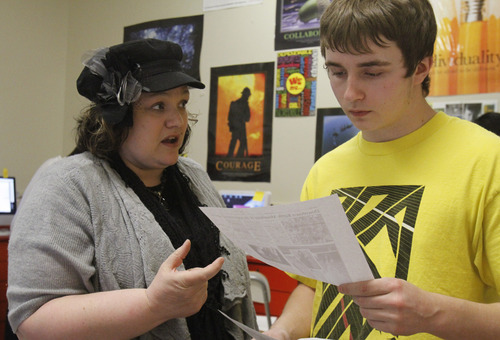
[[207, 63, 274, 182]]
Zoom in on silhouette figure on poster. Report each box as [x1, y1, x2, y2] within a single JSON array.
[[227, 87, 251, 157]]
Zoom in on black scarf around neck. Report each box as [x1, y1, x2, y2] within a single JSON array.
[[110, 155, 232, 340]]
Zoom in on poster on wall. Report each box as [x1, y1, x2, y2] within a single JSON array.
[[428, 0, 500, 96], [276, 49, 318, 117], [123, 15, 204, 80], [275, 0, 332, 51], [430, 99, 498, 121], [207, 63, 274, 182], [315, 108, 359, 161]]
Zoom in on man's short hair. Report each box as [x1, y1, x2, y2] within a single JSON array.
[[320, 0, 437, 96]]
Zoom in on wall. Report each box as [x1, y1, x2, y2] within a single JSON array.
[[0, 0, 69, 197], [2, 0, 499, 205], [61, 0, 334, 205]]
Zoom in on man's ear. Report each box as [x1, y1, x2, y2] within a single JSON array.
[[413, 56, 433, 85]]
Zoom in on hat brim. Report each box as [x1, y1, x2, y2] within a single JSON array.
[[142, 71, 205, 92]]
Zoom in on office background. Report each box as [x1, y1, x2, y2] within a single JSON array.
[[1, 0, 499, 205]]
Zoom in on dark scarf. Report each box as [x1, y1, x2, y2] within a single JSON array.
[[110, 155, 233, 340]]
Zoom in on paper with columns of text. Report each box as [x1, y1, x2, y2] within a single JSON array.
[[201, 194, 374, 286]]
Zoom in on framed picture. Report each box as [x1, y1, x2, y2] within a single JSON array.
[[315, 108, 359, 161], [123, 15, 204, 80], [430, 99, 498, 121], [274, 0, 332, 50], [207, 62, 274, 182]]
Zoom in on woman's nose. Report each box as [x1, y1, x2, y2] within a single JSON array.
[[164, 108, 186, 127]]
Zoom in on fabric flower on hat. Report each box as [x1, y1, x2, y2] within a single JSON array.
[[76, 39, 205, 125], [81, 47, 142, 107]]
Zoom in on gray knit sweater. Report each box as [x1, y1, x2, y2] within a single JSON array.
[[7, 152, 257, 339]]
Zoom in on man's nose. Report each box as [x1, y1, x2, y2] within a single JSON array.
[[343, 77, 365, 102]]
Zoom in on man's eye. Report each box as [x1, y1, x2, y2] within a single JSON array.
[[324, 66, 345, 77], [365, 72, 382, 77], [329, 70, 346, 77]]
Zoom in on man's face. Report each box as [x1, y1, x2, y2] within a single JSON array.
[[324, 40, 423, 142]]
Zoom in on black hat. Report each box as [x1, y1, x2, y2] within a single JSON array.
[[76, 39, 205, 124]]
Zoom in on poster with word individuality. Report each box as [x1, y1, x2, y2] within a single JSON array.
[[207, 63, 274, 182], [429, 0, 499, 95], [275, 49, 318, 117]]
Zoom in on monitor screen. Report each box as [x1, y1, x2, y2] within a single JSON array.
[[0, 177, 16, 214], [219, 190, 271, 208]]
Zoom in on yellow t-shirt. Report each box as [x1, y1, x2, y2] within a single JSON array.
[[292, 112, 500, 339]]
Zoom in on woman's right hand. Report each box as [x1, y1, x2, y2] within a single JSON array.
[[145, 239, 224, 320]]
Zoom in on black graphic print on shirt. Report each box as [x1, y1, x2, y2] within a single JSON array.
[[312, 185, 424, 339]]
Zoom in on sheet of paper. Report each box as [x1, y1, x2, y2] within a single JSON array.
[[203, 0, 263, 11], [219, 310, 276, 340], [220, 309, 329, 340], [201, 195, 373, 285]]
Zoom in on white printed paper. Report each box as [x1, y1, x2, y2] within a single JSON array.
[[201, 195, 373, 286], [203, 0, 263, 11], [219, 310, 276, 339], [220, 308, 328, 340]]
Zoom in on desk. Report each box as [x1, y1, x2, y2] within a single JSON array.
[[246, 256, 297, 316], [0, 227, 9, 338]]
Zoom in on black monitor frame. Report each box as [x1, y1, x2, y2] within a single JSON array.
[[0, 177, 16, 215]]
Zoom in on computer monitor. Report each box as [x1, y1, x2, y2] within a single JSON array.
[[219, 190, 271, 208], [0, 177, 16, 226]]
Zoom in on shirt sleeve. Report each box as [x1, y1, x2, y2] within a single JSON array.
[[7, 163, 96, 332]]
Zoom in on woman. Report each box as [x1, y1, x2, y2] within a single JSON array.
[[7, 39, 257, 339]]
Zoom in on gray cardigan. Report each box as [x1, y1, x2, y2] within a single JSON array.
[[7, 152, 257, 339]]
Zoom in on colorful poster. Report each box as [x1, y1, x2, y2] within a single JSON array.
[[429, 0, 500, 95], [123, 15, 204, 80], [275, 49, 318, 117], [207, 63, 274, 182], [315, 108, 359, 161], [275, 0, 332, 51]]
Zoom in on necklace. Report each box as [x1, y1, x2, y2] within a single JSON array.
[[148, 183, 168, 209]]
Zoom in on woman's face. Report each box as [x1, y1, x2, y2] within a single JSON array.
[[119, 85, 190, 184]]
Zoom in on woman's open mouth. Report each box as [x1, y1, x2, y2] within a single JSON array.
[[162, 136, 179, 145]]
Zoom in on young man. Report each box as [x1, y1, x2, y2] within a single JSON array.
[[263, 0, 500, 339]]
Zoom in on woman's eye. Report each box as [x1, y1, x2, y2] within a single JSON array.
[[152, 103, 164, 110]]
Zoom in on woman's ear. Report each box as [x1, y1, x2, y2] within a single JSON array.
[[413, 56, 433, 85]]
